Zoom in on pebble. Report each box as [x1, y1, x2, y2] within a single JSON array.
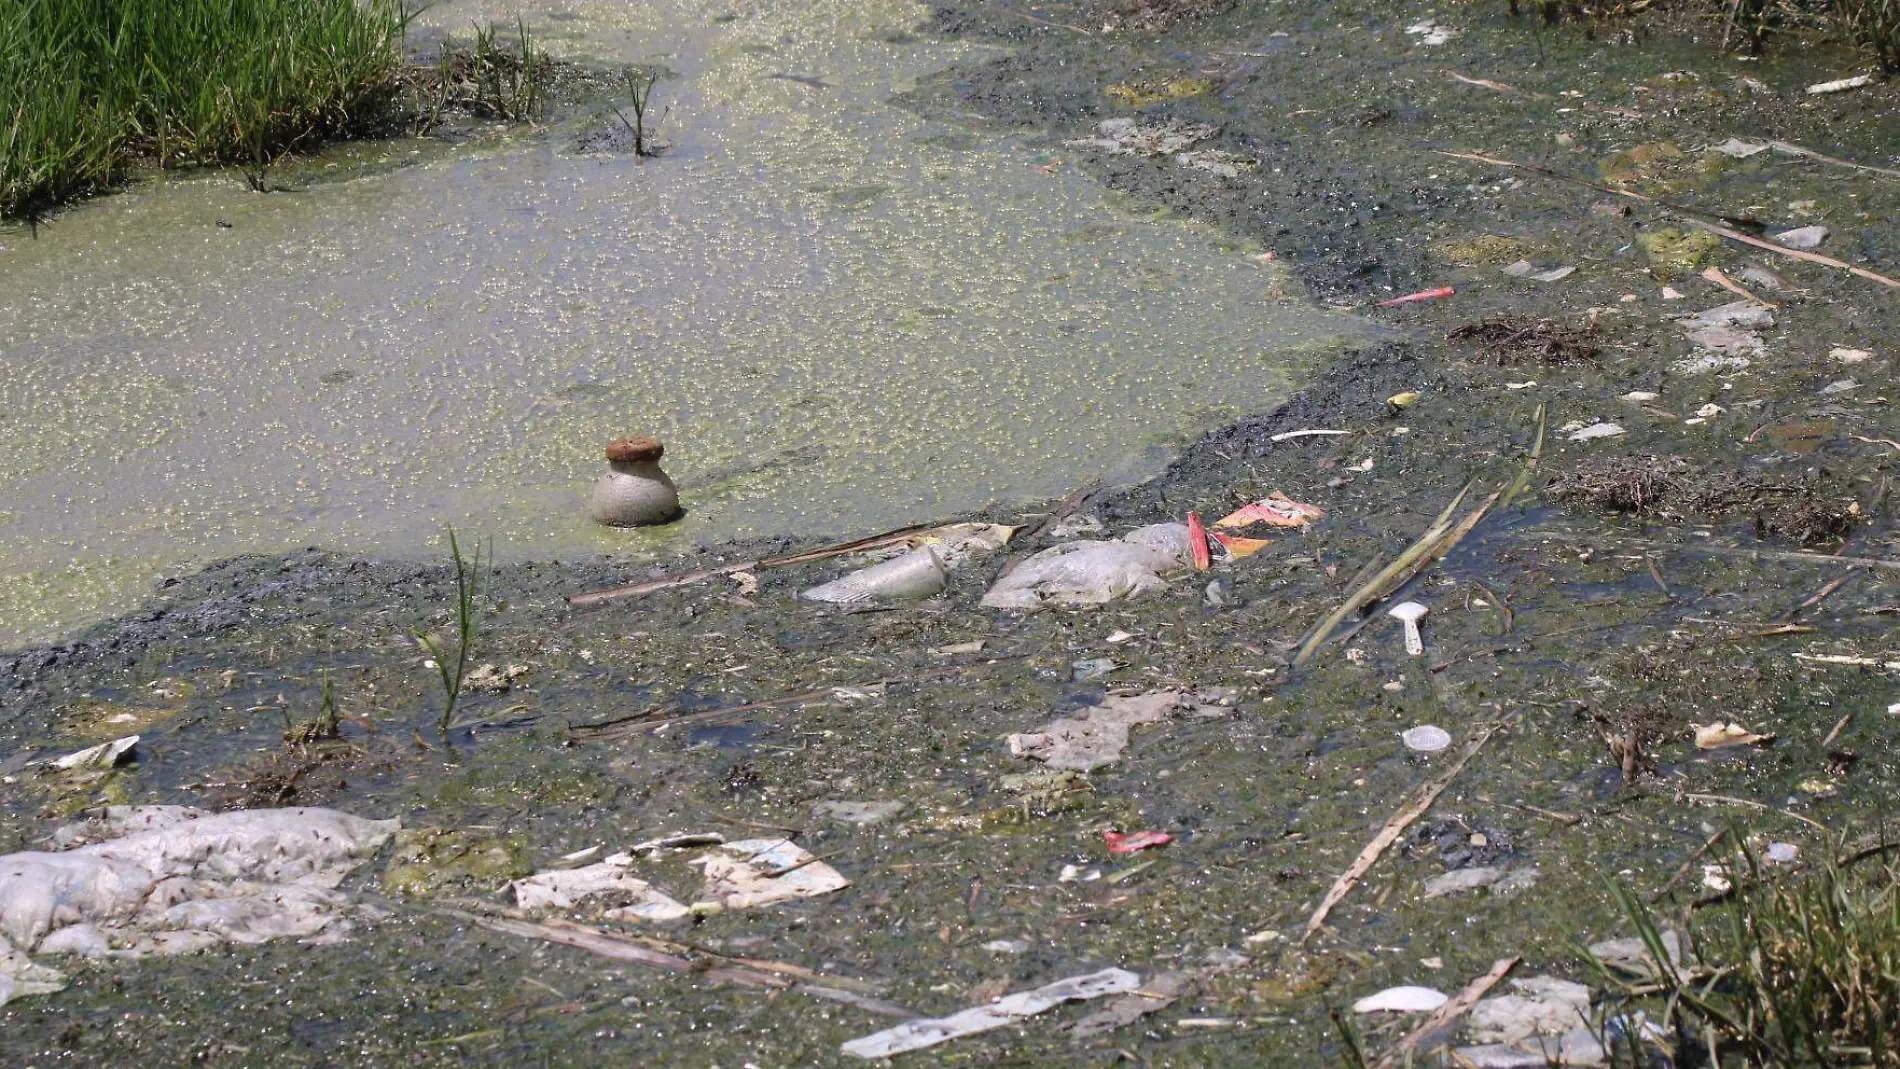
[[1772, 225, 1829, 250]]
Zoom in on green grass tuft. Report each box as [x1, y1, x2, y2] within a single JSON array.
[[0, 0, 407, 217]]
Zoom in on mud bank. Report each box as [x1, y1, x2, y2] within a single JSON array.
[[4, 0, 1899, 1064]]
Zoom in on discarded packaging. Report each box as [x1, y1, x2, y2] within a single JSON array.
[[1378, 286, 1455, 307], [1215, 492, 1325, 529], [981, 524, 1193, 609], [512, 860, 691, 921], [800, 546, 947, 605], [692, 839, 850, 910], [1566, 423, 1626, 442], [841, 968, 1141, 1058], [1807, 73, 1874, 94], [1467, 975, 1593, 1044], [0, 806, 397, 1006], [1104, 830, 1172, 855], [1423, 866, 1539, 898], [1691, 721, 1774, 749], [1068, 971, 1191, 1038], [1352, 985, 1448, 1013], [1008, 691, 1224, 771]]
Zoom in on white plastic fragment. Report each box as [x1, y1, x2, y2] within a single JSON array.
[[1807, 73, 1874, 94], [0, 806, 397, 1006], [841, 968, 1142, 1058], [800, 546, 947, 605], [511, 861, 691, 921], [51, 735, 139, 771], [1402, 725, 1452, 752], [1008, 691, 1211, 771], [981, 524, 1193, 609], [691, 838, 849, 910], [1710, 138, 1768, 158], [1567, 423, 1626, 442], [1352, 985, 1448, 1013], [1831, 347, 1873, 363]]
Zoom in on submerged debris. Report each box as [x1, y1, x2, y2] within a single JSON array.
[[1448, 316, 1599, 365], [1547, 456, 1862, 545], [982, 523, 1195, 608], [0, 806, 397, 1005], [1008, 690, 1228, 771]]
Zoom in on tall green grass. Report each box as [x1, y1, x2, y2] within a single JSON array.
[[1, 0, 406, 217]]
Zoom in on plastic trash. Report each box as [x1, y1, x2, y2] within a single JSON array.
[[0, 806, 397, 1006], [800, 546, 947, 605], [841, 968, 1142, 1058], [981, 524, 1192, 609], [511, 861, 691, 921], [1352, 985, 1448, 1013], [1103, 830, 1171, 855], [1007, 691, 1218, 771]]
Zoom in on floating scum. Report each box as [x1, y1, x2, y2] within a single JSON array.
[[0, 0, 1368, 649]]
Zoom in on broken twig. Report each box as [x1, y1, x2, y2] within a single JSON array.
[[1303, 721, 1502, 942], [1684, 218, 1900, 290], [1372, 956, 1519, 1069]]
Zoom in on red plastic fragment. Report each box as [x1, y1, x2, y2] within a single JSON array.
[[1104, 830, 1173, 855], [1376, 286, 1455, 308]]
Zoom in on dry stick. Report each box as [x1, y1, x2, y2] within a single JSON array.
[[1645, 554, 1673, 598], [1701, 265, 1778, 308], [1303, 721, 1503, 943], [1781, 568, 1860, 622], [1534, 530, 1900, 574], [1650, 828, 1727, 903], [1432, 150, 1760, 230], [1821, 711, 1853, 750], [994, 479, 1102, 580], [1681, 792, 1827, 832], [1371, 956, 1519, 1069], [1471, 578, 1513, 634], [1766, 139, 1900, 180], [1292, 482, 1473, 667], [1683, 218, 1900, 290], [570, 518, 963, 605], [569, 689, 834, 741], [456, 912, 918, 1018]]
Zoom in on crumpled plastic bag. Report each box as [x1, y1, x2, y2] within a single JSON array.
[[981, 524, 1192, 609], [0, 805, 397, 1006]]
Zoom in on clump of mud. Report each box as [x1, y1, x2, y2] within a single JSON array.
[[1448, 315, 1599, 366], [1104, 0, 1235, 30], [1546, 455, 1863, 545]]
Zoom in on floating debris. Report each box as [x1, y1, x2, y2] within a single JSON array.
[[1353, 985, 1448, 1013], [841, 968, 1142, 1058], [1402, 724, 1452, 752]]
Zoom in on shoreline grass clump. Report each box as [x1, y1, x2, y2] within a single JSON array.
[[1, 0, 407, 218], [1602, 843, 1900, 1066]]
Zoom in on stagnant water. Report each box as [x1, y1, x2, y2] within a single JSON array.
[[0, 0, 1367, 649]]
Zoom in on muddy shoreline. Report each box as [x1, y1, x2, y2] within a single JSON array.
[[5, 0, 1899, 1064]]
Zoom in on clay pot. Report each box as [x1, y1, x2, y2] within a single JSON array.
[[590, 436, 681, 527]]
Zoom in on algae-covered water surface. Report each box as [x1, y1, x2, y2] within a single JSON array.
[[0, 0, 1362, 650]]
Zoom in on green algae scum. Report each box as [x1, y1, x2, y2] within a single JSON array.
[[4, 0, 1900, 1065]]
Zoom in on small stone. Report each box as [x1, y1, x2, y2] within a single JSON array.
[[1772, 225, 1829, 250]]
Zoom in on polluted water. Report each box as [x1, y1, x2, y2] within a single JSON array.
[[0, 0, 1366, 649]]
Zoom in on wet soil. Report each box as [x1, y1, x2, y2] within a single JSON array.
[[4, 0, 1900, 1064]]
